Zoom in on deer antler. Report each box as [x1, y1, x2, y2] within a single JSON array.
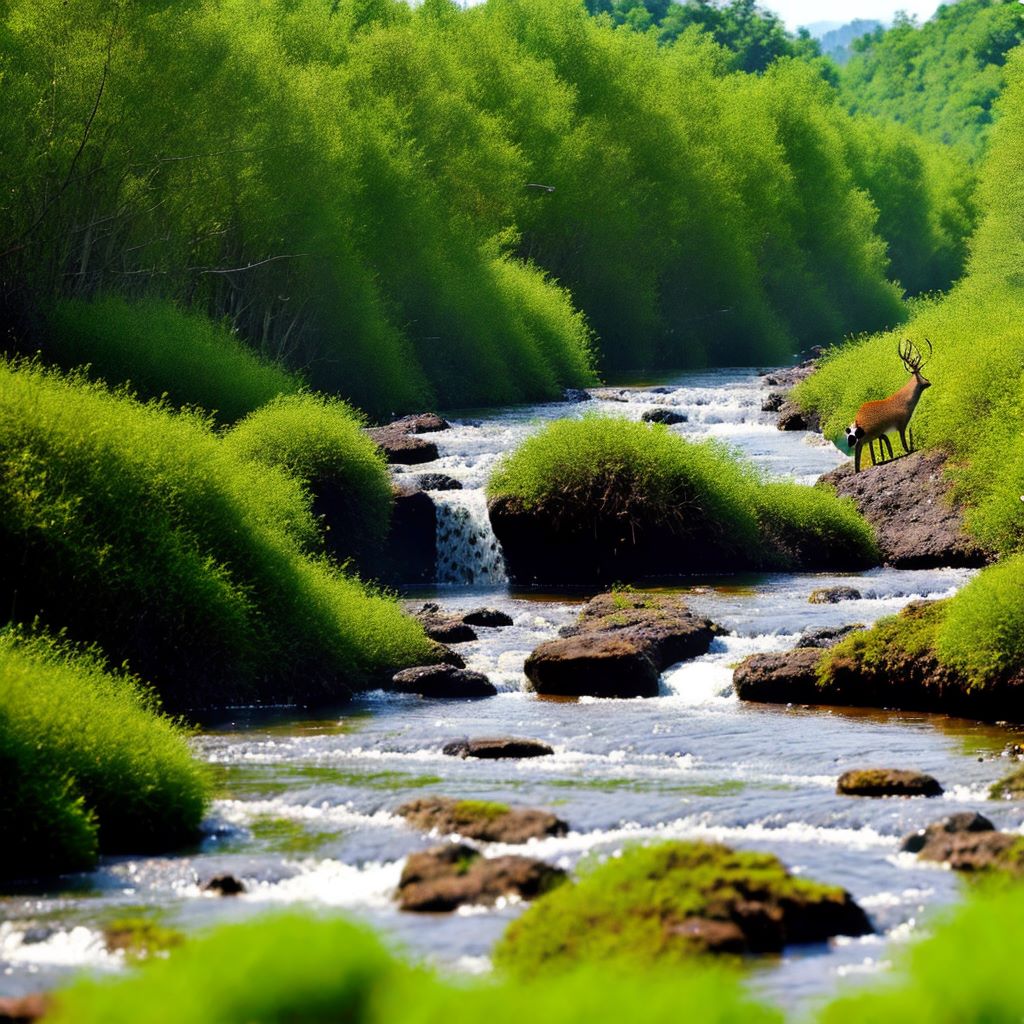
[[898, 338, 931, 373]]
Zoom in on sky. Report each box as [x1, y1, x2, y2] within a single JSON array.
[[764, 0, 942, 31]]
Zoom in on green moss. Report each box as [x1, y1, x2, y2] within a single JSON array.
[[452, 800, 511, 822], [103, 917, 184, 961], [246, 816, 335, 855], [493, 841, 849, 977], [0, 631, 209, 880], [989, 766, 1024, 801], [487, 418, 876, 571], [213, 765, 445, 799]]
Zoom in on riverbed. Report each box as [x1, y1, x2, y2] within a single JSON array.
[[3, 369, 1021, 1012]]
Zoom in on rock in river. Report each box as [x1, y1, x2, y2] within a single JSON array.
[[462, 607, 514, 627], [389, 665, 496, 699], [442, 737, 554, 759], [396, 796, 568, 843], [732, 648, 823, 704], [818, 450, 990, 569], [525, 592, 722, 698], [900, 812, 1024, 873], [366, 427, 438, 465], [641, 407, 688, 425], [397, 843, 566, 912], [808, 586, 862, 604], [837, 768, 943, 798], [409, 603, 477, 643]]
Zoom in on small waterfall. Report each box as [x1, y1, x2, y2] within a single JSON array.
[[433, 489, 507, 586]]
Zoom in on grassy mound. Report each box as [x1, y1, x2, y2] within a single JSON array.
[[49, 297, 301, 422], [0, 631, 208, 881], [49, 913, 780, 1024], [487, 418, 876, 580], [0, 359, 436, 710], [224, 394, 392, 567], [493, 841, 868, 977]]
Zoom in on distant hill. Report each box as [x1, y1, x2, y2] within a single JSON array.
[[803, 20, 843, 38], [818, 19, 883, 63]]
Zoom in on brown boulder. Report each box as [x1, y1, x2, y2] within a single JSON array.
[[900, 812, 1024, 873], [818, 450, 990, 569], [526, 592, 722, 698], [202, 874, 246, 896], [837, 769, 943, 798], [410, 604, 477, 643], [0, 995, 50, 1024], [733, 648, 824, 704], [367, 427, 439, 465], [462, 607, 514, 627], [389, 665, 496, 699], [396, 797, 568, 843], [795, 624, 866, 649], [389, 413, 449, 434], [442, 737, 554, 759], [808, 586, 862, 604], [397, 844, 566, 912]]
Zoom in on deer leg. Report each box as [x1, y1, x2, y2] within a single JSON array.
[[898, 427, 911, 455], [868, 440, 877, 466], [880, 435, 894, 462], [855, 440, 863, 473]]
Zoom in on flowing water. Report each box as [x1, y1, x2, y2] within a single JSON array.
[[4, 369, 1023, 1012]]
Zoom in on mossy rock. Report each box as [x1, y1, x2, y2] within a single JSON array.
[[990, 766, 1024, 800], [493, 841, 871, 976], [397, 796, 568, 843]]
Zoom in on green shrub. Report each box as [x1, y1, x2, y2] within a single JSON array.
[[493, 840, 859, 977], [0, 359, 435, 709], [819, 885, 1024, 1023], [487, 417, 876, 570], [49, 297, 301, 422], [224, 394, 393, 565], [0, 630, 208, 880], [50, 913, 781, 1024]]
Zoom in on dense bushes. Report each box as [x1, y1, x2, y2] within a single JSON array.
[[0, 360, 435, 710], [0, 0, 976, 411], [487, 417, 876, 581], [224, 394, 392, 566], [49, 913, 781, 1024], [47, 297, 301, 422], [0, 631, 208, 881]]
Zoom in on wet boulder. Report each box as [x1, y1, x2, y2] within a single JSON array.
[[388, 413, 450, 434], [413, 472, 462, 491], [202, 874, 246, 896], [493, 840, 872, 974], [761, 392, 785, 413], [776, 401, 820, 433], [410, 604, 477, 644], [397, 843, 566, 912], [442, 737, 554, 759], [396, 797, 568, 843], [837, 769, 943, 798], [795, 624, 866, 649], [389, 665, 496, 699], [732, 648, 824, 704], [562, 388, 592, 403], [809, 586, 862, 604], [366, 427, 439, 465], [462, 607, 514, 628], [818, 451, 991, 569], [0, 994, 50, 1023], [525, 592, 722, 699], [900, 812, 1024, 873], [641, 407, 688, 425]]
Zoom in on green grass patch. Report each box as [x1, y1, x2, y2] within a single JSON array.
[[224, 394, 392, 567], [49, 913, 780, 1024], [0, 630, 209, 881], [487, 417, 876, 571], [49, 297, 301, 423], [0, 359, 436, 709], [492, 840, 853, 977]]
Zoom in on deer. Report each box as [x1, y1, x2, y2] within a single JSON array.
[[845, 338, 932, 473]]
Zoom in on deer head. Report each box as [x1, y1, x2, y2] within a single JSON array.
[[898, 337, 932, 389]]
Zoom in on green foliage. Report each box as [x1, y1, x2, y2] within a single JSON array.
[[224, 394, 392, 565], [487, 417, 876, 569], [0, 630, 208, 880], [841, 0, 1024, 156], [50, 913, 782, 1024], [47, 297, 301, 422], [0, 359, 435, 709], [493, 840, 848, 976], [820, 885, 1024, 1023]]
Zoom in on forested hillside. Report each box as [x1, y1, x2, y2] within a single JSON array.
[[841, 0, 1024, 155], [0, 0, 976, 414]]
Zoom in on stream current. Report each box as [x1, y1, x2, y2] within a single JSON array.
[[3, 369, 1022, 1012]]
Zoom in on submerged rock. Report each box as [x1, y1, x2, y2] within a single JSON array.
[[462, 607, 514, 627], [525, 592, 722, 698], [818, 451, 990, 569], [413, 472, 462, 491], [641, 407, 688, 425], [493, 840, 872, 974], [389, 665, 496, 699], [809, 586, 862, 604], [396, 796, 567, 843], [837, 768, 943, 798], [202, 874, 246, 896], [397, 843, 566, 912], [442, 737, 554, 759], [900, 812, 1024, 873]]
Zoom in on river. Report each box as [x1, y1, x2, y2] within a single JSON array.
[[3, 368, 1021, 1012]]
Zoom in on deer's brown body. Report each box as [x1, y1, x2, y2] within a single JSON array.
[[848, 340, 932, 472]]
